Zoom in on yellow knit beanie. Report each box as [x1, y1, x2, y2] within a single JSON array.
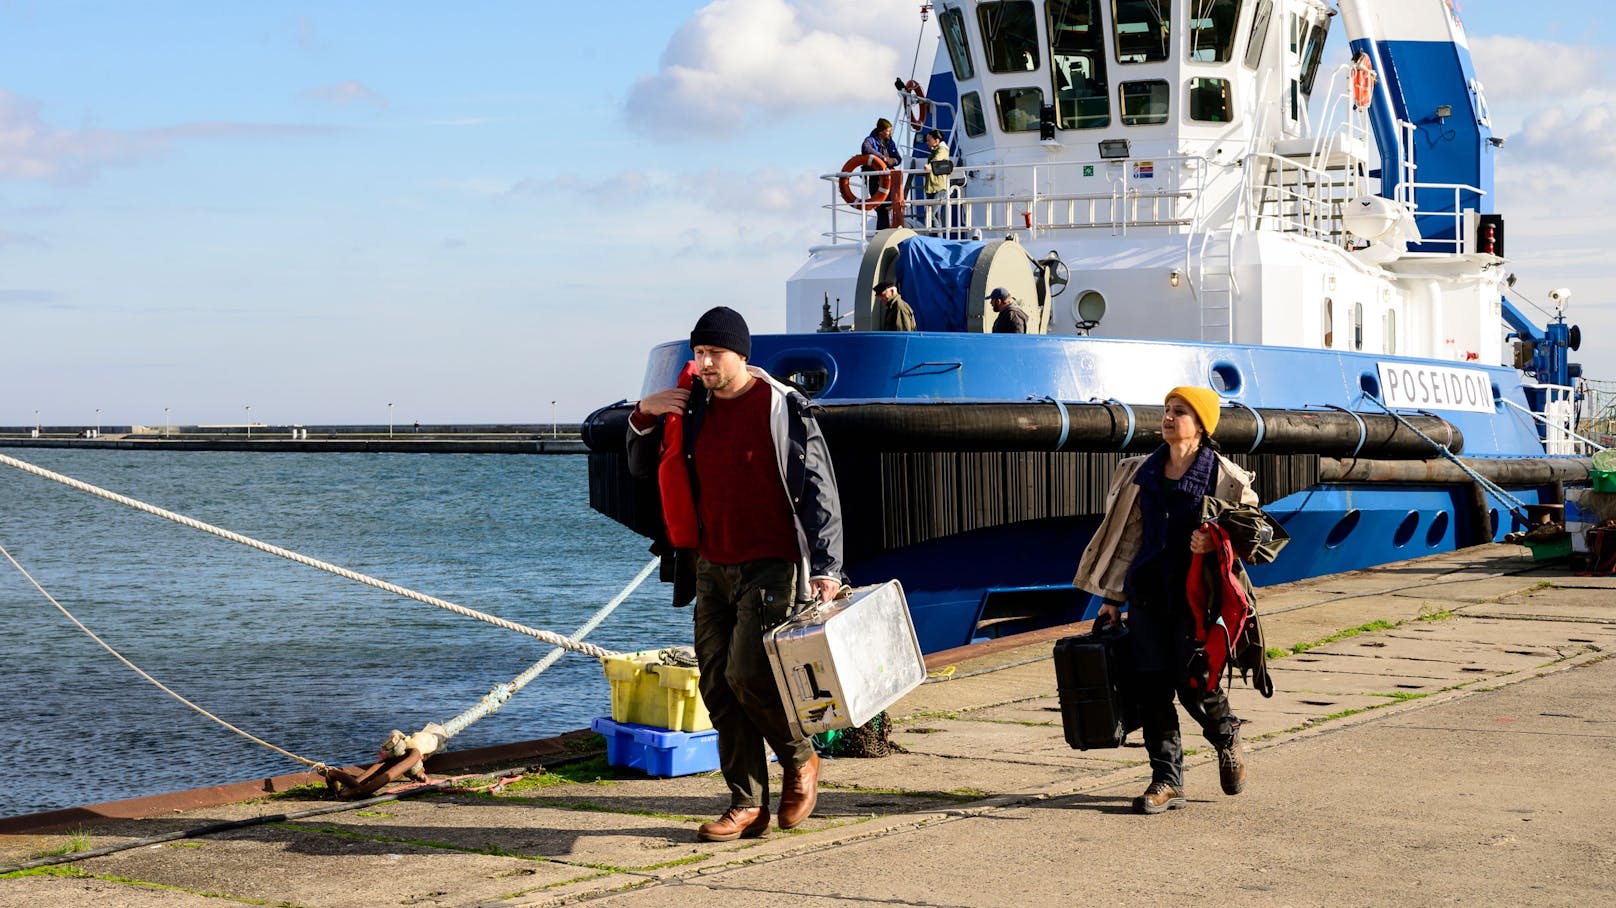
[[1166, 386, 1221, 436]]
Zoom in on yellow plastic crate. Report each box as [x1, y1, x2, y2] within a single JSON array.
[[601, 651, 711, 732]]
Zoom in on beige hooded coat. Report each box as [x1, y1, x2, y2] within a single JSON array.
[[1071, 452, 1259, 603]]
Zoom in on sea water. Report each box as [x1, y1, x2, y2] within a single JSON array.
[[0, 448, 676, 818]]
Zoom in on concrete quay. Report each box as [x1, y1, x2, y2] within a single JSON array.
[[4, 544, 1614, 906]]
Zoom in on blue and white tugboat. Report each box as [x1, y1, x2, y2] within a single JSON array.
[[585, 0, 1601, 653]]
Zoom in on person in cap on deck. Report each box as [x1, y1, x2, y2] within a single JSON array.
[[1070, 386, 1258, 814], [874, 281, 916, 331], [626, 306, 845, 842], [861, 118, 902, 231], [989, 287, 1027, 334]]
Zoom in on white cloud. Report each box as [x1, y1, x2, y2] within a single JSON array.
[[624, 0, 920, 139], [0, 89, 337, 184], [1502, 101, 1616, 168], [299, 80, 389, 108], [0, 90, 153, 182], [1468, 36, 1603, 106], [0, 289, 65, 307], [0, 228, 46, 250]]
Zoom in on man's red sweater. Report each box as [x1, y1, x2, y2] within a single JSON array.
[[691, 379, 801, 566]]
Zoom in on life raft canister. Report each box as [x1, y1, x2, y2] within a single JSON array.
[[837, 153, 892, 210], [1351, 54, 1376, 109], [904, 79, 929, 130]]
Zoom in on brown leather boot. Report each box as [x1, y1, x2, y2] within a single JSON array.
[[1133, 780, 1186, 814], [776, 753, 820, 829], [696, 806, 770, 842], [1218, 722, 1247, 796]]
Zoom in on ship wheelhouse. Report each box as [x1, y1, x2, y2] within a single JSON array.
[[792, 0, 1506, 374]]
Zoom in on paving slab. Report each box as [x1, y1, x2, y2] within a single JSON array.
[[0, 877, 230, 907], [68, 824, 582, 908]]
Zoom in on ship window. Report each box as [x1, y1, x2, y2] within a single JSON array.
[[1113, 0, 1172, 63], [1188, 0, 1243, 63], [939, 7, 977, 81], [1323, 297, 1333, 347], [1384, 310, 1397, 353], [1299, 19, 1329, 94], [978, 1, 1041, 74], [1244, 0, 1272, 70], [1188, 77, 1232, 121], [1119, 80, 1169, 126], [1352, 301, 1364, 351], [961, 91, 988, 136], [996, 87, 1045, 132], [1048, 0, 1111, 129]]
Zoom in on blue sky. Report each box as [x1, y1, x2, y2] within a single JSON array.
[[2, 1, 1611, 427]]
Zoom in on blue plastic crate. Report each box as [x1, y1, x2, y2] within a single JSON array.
[[591, 717, 719, 778]]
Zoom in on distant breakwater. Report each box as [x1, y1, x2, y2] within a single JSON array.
[[0, 424, 586, 455]]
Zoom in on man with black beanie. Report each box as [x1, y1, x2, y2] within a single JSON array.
[[626, 306, 845, 842]]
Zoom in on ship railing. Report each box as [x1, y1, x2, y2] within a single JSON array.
[[1285, 62, 1376, 183], [1389, 120, 1487, 256], [1504, 385, 1605, 456], [1238, 152, 1361, 245], [817, 155, 1208, 245], [1392, 180, 1487, 256]]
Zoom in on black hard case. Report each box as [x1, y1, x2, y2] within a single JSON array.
[[1053, 618, 1138, 750]]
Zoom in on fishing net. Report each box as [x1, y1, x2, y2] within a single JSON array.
[[813, 711, 907, 758]]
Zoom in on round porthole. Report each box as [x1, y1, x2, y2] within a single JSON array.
[[1359, 373, 1381, 399], [1325, 509, 1361, 548], [1074, 290, 1106, 330], [1393, 511, 1420, 548], [1488, 508, 1500, 539], [1426, 511, 1450, 548], [1210, 362, 1242, 394]]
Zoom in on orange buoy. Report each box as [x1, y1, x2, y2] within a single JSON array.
[[837, 153, 892, 211], [1351, 54, 1376, 109], [904, 79, 930, 130]]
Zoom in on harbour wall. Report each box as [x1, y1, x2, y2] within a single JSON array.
[[0, 424, 586, 455]]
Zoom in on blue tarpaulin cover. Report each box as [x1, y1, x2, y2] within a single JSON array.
[[893, 236, 983, 332]]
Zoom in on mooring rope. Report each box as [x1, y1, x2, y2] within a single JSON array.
[[1356, 395, 1532, 522], [0, 540, 330, 773], [440, 556, 658, 739], [0, 451, 622, 660]]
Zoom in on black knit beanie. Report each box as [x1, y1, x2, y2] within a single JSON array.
[[690, 306, 751, 358]]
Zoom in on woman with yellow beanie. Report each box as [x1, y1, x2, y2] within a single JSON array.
[[1071, 386, 1259, 814]]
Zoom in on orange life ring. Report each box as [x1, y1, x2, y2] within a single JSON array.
[[904, 79, 930, 130], [1351, 55, 1376, 109], [837, 153, 892, 211]]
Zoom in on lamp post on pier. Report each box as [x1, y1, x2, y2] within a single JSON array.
[[34, 409, 40, 436], [94, 408, 101, 438], [245, 405, 252, 439], [389, 402, 395, 438], [164, 407, 170, 439], [551, 400, 558, 438]]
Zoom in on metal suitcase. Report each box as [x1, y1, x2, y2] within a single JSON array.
[[1053, 619, 1138, 750], [765, 580, 926, 739]]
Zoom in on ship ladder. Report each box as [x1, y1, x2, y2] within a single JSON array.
[[1195, 226, 1236, 343]]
